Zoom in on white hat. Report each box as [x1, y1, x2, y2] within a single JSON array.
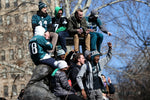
[[34, 26, 46, 36], [57, 49, 65, 56], [57, 60, 68, 69]]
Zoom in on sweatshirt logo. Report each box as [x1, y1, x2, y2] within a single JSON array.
[[44, 21, 47, 25], [62, 20, 67, 25]]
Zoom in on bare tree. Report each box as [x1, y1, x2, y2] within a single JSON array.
[[0, 0, 150, 99], [102, 1, 150, 100]]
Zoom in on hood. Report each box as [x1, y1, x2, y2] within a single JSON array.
[[34, 26, 46, 36], [55, 6, 63, 17]]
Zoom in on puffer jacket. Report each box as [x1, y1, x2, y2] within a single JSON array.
[[52, 69, 75, 96]]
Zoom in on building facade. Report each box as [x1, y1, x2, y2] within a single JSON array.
[[0, 0, 54, 100]]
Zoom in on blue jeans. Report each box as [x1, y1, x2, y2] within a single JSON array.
[[58, 31, 70, 52], [90, 32, 103, 52], [38, 58, 57, 69]]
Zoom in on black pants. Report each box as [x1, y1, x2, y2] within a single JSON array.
[[60, 94, 82, 100]]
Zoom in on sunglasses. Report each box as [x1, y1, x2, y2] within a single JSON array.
[[58, 13, 63, 15]]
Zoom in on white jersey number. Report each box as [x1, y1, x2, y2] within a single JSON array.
[[30, 42, 38, 54], [54, 24, 59, 32]]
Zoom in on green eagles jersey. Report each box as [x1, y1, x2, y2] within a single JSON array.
[[29, 35, 53, 64]]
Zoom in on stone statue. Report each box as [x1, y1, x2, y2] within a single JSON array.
[[23, 64, 57, 100]]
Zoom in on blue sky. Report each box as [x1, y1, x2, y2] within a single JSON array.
[[86, 1, 150, 83], [63, 0, 150, 83]]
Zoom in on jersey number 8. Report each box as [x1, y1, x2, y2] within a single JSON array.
[[29, 42, 38, 54]]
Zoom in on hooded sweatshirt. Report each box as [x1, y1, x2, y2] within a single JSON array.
[[76, 48, 112, 91], [52, 7, 68, 33], [29, 26, 53, 64]]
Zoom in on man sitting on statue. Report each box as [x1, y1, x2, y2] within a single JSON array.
[[29, 26, 58, 69]]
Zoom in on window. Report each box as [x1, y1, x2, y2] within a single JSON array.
[[21, 0, 26, 6], [6, 16, 10, 25], [1, 50, 5, 61], [4, 86, 8, 97], [11, 74, 18, 79], [5, 0, 10, 8], [21, 84, 25, 89], [17, 35, 23, 44], [8, 33, 13, 43], [2, 68, 7, 78], [47, 0, 51, 3], [18, 48, 22, 59], [12, 85, 17, 96], [11, 68, 14, 72], [14, 0, 18, 7], [9, 49, 14, 60], [15, 14, 19, 24], [24, 31, 29, 39], [23, 14, 28, 23], [0, 16, 3, 25], [0, 33, 3, 41], [0, 0, 1, 9]]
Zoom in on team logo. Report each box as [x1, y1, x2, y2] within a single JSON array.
[[44, 21, 47, 25]]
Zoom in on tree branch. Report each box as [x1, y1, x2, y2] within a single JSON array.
[[83, 0, 92, 15], [72, 0, 83, 14], [65, 0, 70, 17], [95, 0, 150, 11], [5, 1, 37, 15], [0, 61, 32, 75]]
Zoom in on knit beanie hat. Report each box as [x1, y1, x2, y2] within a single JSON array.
[[57, 60, 68, 69], [34, 26, 46, 36], [38, 2, 47, 10], [91, 50, 101, 57], [57, 49, 65, 56], [90, 10, 98, 17], [84, 50, 91, 58]]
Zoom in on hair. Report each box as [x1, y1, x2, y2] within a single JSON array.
[[75, 8, 83, 15], [101, 74, 109, 93], [74, 53, 83, 63], [101, 74, 106, 78]]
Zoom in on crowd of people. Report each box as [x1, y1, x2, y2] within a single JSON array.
[[19, 2, 115, 100]]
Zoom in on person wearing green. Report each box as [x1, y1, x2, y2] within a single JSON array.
[[85, 10, 112, 53], [32, 2, 58, 53], [52, 6, 69, 53]]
